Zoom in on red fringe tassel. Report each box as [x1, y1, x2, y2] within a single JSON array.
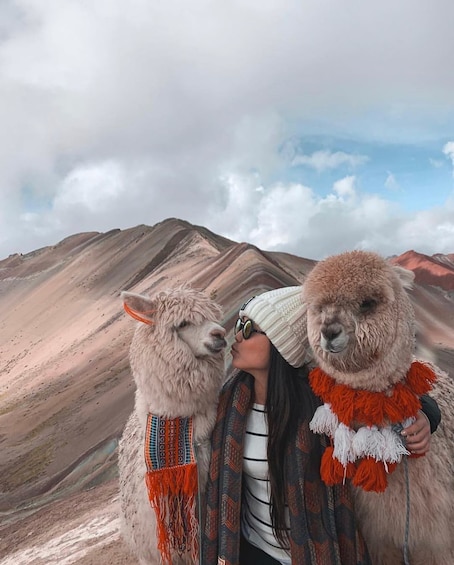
[[145, 463, 199, 565], [352, 458, 389, 492], [321, 447, 356, 485]]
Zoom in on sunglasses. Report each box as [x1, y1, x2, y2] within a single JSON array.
[[234, 318, 266, 340]]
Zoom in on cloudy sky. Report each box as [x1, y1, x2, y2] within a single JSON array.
[[1, 0, 454, 261]]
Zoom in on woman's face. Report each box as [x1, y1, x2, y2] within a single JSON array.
[[230, 316, 271, 376]]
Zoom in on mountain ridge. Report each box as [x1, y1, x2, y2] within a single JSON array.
[[390, 249, 454, 291], [1, 218, 453, 563]]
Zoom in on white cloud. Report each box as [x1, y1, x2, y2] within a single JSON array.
[[397, 201, 454, 254], [292, 150, 369, 172], [384, 172, 400, 191], [333, 176, 356, 199], [206, 171, 454, 260], [443, 141, 454, 176], [210, 173, 266, 243], [250, 183, 316, 248], [1, 1, 454, 260], [54, 161, 127, 212], [443, 141, 454, 158]]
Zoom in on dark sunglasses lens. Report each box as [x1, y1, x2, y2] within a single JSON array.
[[234, 318, 242, 335], [242, 319, 253, 339]]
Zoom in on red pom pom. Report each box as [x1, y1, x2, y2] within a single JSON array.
[[386, 462, 398, 474], [320, 447, 355, 485], [407, 361, 437, 395], [329, 385, 355, 425], [355, 390, 385, 426], [353, 458, 388, 492], [309, 367, 334, 398]]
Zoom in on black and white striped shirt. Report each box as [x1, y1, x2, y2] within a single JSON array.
[[241, 403, 291, 565]]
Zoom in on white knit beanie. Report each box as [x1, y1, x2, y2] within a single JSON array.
[[239, 286, 308, 368]]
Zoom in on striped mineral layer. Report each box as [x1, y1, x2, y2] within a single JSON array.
[[1, 218, 453, 564]]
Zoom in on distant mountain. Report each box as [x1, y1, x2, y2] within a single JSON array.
[[391, 249, 454, 291], [0, 218, 453, 563]]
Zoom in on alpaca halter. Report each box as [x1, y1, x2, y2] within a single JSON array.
[[123, 303, 156, 325], [309, 361, 437, 492], [144, 413, 198, 564]]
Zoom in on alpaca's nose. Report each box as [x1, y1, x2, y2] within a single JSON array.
[[211, 326, 226, 339], [321, 324, 342, 342]]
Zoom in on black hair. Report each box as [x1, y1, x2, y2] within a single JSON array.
[[265, 343, 318, 547]]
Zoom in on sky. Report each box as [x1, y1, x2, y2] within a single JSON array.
[[1, 0, 454, 262]]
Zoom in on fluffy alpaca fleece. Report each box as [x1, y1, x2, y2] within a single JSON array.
[[118, 286, 226, 565], [302, 250, 454, 565]]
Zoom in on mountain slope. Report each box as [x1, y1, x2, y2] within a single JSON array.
[[0, 220, 453, 564], [391, 249, 454, 291]]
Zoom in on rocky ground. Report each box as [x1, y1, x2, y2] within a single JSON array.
[[0, 479, 138, 565]]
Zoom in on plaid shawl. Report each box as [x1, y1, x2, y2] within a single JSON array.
[[202, 372, 371, 565]]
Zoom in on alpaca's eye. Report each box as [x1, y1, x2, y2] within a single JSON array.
[[359, 298, 377, 313], [178, 320, 190, 329]]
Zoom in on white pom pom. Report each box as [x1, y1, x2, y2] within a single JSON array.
[[352, 425, 386, 460], [402, 416, 416, 430], [333, 423, 356, 466], [381, 426, 410, 463], [309, 403, 338, 437]]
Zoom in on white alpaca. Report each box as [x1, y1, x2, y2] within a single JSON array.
[[302, 250, 454, 565], [118, 287, 226, 565]]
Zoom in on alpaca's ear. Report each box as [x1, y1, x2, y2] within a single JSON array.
[[121, 291, 157, 325], [392, 265, 415, 290]]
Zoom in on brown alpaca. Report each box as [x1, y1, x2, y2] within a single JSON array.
[[302, 250, 454, 565], [118, 286, 226, 565]]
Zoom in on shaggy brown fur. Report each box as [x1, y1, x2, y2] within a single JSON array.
[[302, 250, 454, 565], [118, 286, 226, 565]]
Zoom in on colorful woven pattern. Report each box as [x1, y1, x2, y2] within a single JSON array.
[[144, 413, 198, 564], [144, 413, 195, 471]]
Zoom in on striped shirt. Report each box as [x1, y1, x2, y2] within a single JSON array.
[[241, 403, 291, 565]]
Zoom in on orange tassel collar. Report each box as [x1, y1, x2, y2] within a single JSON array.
[[309, 361, 437, 492], [309, 361, 436, 427]]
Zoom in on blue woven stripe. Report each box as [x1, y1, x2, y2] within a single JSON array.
[[145, 414, 194, 471]]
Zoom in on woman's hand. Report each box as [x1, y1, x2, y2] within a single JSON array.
[[401, 410, 431, 454]]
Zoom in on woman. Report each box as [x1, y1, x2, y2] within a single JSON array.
[[202, 286, 438, 565]]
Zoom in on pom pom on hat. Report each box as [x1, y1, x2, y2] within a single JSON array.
[[239, 286, 308, 368]]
